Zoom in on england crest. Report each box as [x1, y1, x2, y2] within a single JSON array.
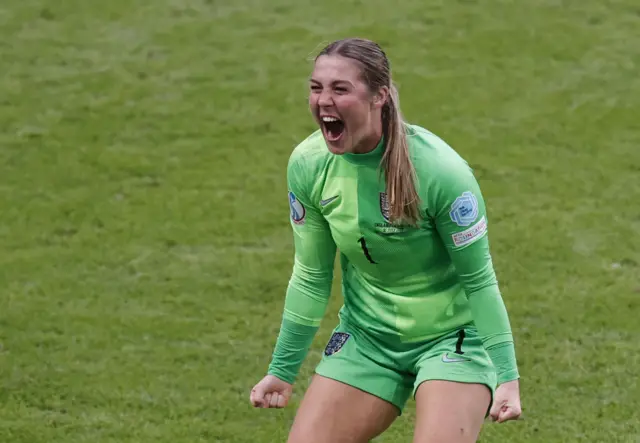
[[379, 192, 390, 222], [324, 332, 350, 356], [449, 191, 479, 227]]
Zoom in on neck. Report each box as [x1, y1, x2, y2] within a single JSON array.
[[352, 123, 384, 154]]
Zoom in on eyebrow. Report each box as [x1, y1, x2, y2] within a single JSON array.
[[309, 78, 352, 87]]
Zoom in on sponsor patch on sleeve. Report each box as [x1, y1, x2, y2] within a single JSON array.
[[452, 216, 487, 247], [449, 191, 479, 227], [288, 191, 306, 225]]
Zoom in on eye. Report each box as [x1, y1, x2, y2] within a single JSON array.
[[334, 87, 348, 94], [310, 85, 321, 93]]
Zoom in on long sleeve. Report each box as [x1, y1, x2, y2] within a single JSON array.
[[267, 151, 337, 384], [429, 156, 520, 385]]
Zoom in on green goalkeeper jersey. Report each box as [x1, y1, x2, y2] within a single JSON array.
[[268, 124, 519, 385]]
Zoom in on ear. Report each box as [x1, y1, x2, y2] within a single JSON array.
[[372, 86, 390, 110]]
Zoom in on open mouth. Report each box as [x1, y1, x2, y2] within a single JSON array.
[[321, 116, 345, 142]]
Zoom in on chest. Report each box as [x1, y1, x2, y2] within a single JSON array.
[[316, 165, 447, 273]]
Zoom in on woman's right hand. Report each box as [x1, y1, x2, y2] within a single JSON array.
[[250, 374, 293, 408]]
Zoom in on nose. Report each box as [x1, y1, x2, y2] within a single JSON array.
[[317, 90, 333, 107]]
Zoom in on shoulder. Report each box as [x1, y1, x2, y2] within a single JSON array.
[[405, 124, 484, 215], [405, 124, 476, 184], [288, 130, 332, 173], [406, 124, 470, 171], [287, 130, 332, 202]]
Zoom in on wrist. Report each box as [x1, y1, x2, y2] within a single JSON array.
[[266, 370, 295, 385], [497, 371, 520, 386]]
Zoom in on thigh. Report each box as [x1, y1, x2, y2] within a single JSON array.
[[287, 375, 398, 443], [288, 324, 413, 443], [411, 327, 496, 443], [413, 380, 490, 443]]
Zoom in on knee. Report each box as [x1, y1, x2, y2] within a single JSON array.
[[414, 426, 479, 443]]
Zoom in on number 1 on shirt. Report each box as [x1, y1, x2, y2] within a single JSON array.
[[358, 236, 377, 264]]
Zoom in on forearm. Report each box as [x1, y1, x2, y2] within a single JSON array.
[[467, 284, 519, 384], [267, 259, 333, 383], [267, 318, 318, 384]]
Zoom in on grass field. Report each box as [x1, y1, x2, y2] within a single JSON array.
[[1, 0, 639, 442]]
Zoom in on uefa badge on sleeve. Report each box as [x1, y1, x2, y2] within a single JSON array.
[[288, 191, 306, 225], [449, 191, 479, 227]]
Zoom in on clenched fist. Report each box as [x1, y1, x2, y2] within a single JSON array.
[[250, 375, 293, 409], [489, 379, 522, 423]]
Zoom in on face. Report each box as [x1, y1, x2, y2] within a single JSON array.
[[309, 55, 388, 154]]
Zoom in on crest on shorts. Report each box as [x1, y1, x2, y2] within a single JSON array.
[[324, 332, 350, 356], [449, 191, 479, 227], [379, 192, 390, 222]]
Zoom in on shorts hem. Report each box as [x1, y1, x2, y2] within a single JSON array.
[[314, 368, 406, 415]]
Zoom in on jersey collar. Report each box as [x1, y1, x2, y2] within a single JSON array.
[[341, 137, 385, 166]]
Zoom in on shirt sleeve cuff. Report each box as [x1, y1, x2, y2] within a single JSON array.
[[486, 341, 520, 385], [267, 318, 318, 384]]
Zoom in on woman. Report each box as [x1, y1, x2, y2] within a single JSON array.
[[250, 37, 522, 443]]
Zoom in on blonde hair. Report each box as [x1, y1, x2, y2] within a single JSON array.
[[316, 38, 420, 224]]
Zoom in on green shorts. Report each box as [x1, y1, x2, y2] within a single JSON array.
[[315, 318, 497, 414]]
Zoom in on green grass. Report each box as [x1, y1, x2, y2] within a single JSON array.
[[1, 0, 639, 441]]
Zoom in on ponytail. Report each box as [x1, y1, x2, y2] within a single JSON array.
[[381, 84, 420, 225]]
